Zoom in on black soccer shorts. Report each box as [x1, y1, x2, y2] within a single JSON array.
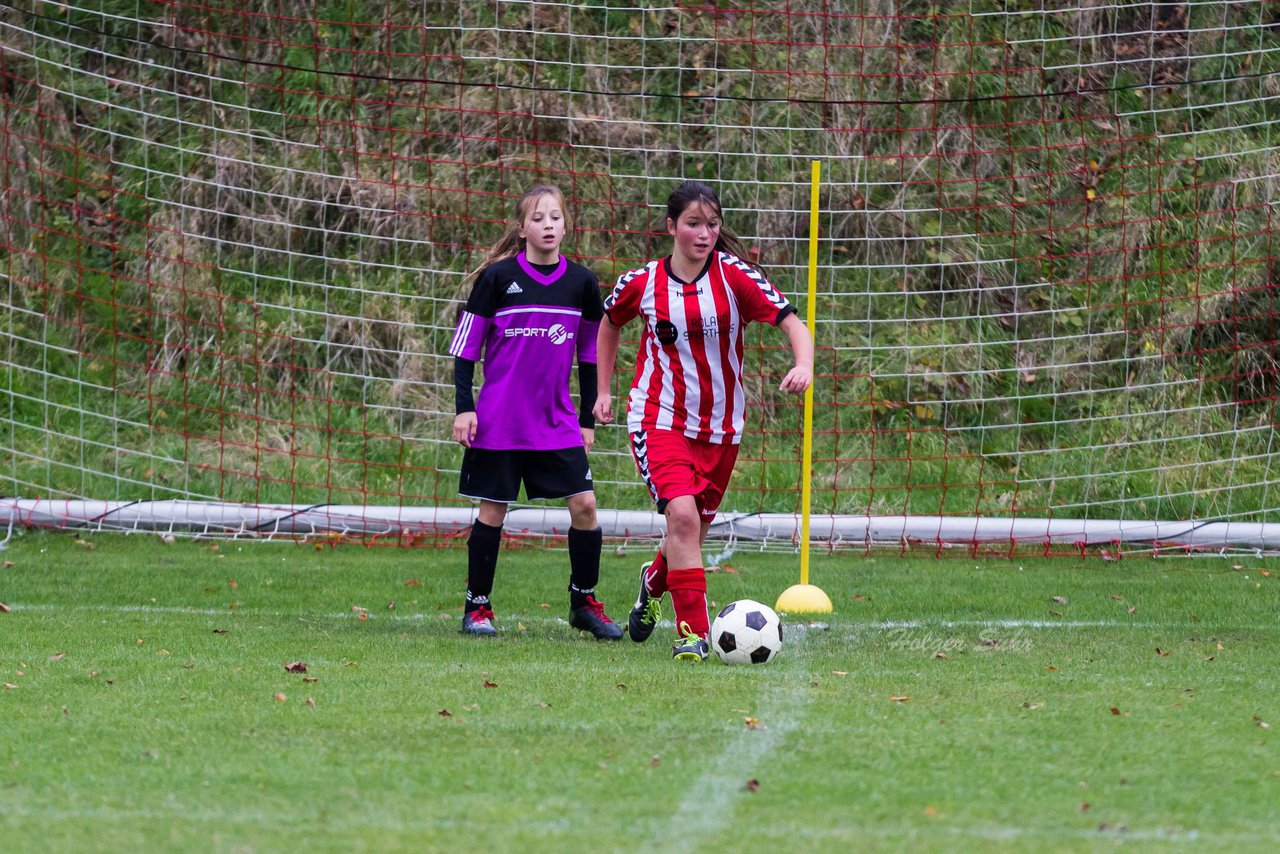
[[458, 446, 593, 503]]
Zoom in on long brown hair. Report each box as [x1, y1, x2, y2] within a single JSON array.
[[454, 184, 571, 306], [666, 180, 762, 273]]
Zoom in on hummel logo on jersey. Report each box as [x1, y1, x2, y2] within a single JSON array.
[[506, 281, 523, 294]]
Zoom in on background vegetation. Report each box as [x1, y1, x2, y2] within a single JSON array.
[[2, 1, 1279, 524]]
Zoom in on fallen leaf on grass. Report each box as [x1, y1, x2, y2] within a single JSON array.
[[923, 806, 938, 817], [1022, 702, 1045, 710], [302, 676, 318, 684], [1127, 606, 1137, 615], [832, 670, 849, 676], [49, 652, 65, 661], [2, 561, 13, 568], [889, 695, 910, 703], [744, 717, 762, 730], [1254, 715, 1271, 729], [2, 683, 16, 690], [305, 697, 315, 707], [1109, 594, 1124, 600], [1048, 609, 1063, 617], [74, 539, 95, 550], [284, 661, 308, 674], [1051, 596, 1069, 605], [1260, 569, 1272, 577], [534, 701, 551, 708], [852, 594, 864, 602], [483, 680, 498, 688], [1155, 648, 1170, 657], [404, 578, 423, 588], [0, 603, 11, 613], [386, 600, 396, 610], [1078, 802, 1091, 813], [538, 603, 550, 609], [227, 578, 237, 589], [649, 755, 660, 767], [273, 692, 287, 702], [744, 779, 761, 792], [212, 629, 228, 635], [934, 652, 949, 660], [437, 709, 453, 717], [463, 703, 479, 712], [1109, 706, 1128, 717]]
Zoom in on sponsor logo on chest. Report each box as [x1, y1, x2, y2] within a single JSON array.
[[505, 322, 573, 345]]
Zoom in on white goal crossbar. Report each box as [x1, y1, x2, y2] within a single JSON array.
[[3, 499, 1277, 553]]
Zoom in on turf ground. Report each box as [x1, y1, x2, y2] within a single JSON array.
[[0, 531, 1277, 852]]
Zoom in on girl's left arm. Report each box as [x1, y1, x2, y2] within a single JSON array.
[[777, 312, 814, 394]]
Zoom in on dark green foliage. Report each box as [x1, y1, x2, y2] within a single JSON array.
[[1, 2, 1278, 521]]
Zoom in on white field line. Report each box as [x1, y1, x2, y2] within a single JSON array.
[[2, 603, 1258, 632], [5, 603, 1268, 633], [646, 630, 815, 852]]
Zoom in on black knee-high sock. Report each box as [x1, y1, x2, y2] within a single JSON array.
[[567, 526, 603, 609], [465, 520, 502, 612]]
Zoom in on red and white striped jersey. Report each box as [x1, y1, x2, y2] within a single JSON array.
[[604, 251, 795, 444]]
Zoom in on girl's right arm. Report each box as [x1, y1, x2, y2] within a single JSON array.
[[592, 319, 622, 425], [450, 269, 496, 447], [453, 357, 478, 446]]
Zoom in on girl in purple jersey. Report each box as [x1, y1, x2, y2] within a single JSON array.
[[448, 184, 621, 639]]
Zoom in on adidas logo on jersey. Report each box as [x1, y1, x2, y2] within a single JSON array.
[[506, 281, 523, 294]]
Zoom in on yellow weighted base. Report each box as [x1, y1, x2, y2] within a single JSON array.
[[775, 583, 833, 615]]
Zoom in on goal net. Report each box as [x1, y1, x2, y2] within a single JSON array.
[[1, 1, 1278, 553]]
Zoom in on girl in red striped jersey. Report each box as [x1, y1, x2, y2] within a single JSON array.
[[593, 181, 813, 661]]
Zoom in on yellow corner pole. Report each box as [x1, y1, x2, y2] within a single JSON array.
[[776, 160, 833, 616]]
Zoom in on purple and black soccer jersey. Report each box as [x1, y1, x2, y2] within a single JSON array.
[[450, 252, 603, 451]]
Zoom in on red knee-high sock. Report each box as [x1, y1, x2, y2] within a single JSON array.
[[645, 549, 669, 597], [666, 567, 708, 638]]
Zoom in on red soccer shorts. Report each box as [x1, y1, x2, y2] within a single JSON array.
[[629, 428, 740, 521]]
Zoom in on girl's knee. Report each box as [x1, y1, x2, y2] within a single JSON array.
[[567, 492, 598, 527]]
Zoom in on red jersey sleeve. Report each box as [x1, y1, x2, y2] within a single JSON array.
[[720, 253, 795, 326], [603, 263, 650, 326]]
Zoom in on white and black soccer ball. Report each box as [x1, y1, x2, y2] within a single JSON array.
[[711, 599, 782, 665]]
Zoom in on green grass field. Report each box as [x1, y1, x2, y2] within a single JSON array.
[[1, 532, 1277, 852]]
